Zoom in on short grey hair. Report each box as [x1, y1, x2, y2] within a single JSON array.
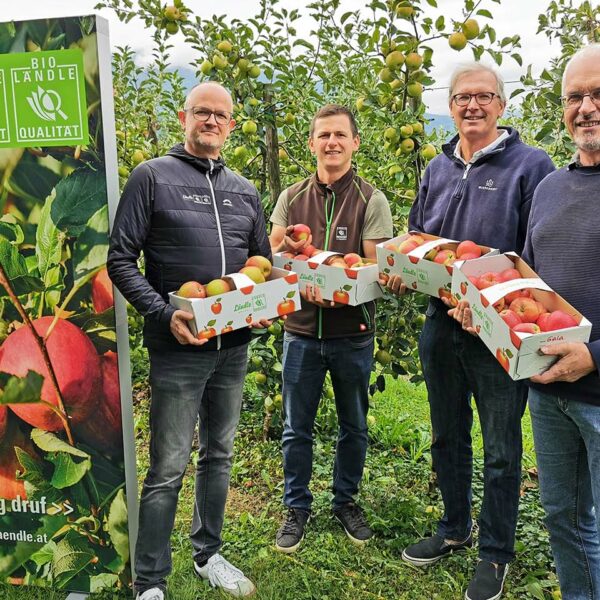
[[562, 44, 600, 95], [448, 62, 506, 104]]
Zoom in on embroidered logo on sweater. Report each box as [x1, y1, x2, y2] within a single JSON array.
[[478, 179, 498, 191], [335, 226, 347, 240]]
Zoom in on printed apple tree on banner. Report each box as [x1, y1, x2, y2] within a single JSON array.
[[0, 18, 130, 592]]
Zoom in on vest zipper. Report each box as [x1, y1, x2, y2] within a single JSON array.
[[206, 160, 226, 351], [318, 189, 337, 339]]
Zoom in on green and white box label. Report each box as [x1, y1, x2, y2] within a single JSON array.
[[0, 49, 88, 147]]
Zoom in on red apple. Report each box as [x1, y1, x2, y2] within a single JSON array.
[[290, 223, 311, 242], [468, 276, 480, 287], [384, 243, 399, 252], [543, 310, 579, 332], [513, 322, 541, 334], [398, 239, 420, 254], [301, 245, 317, 257], [407, 234, 425, 246], [343, 253, 362, 267], [457, 252, 481, 261], [535, 301, 548, 315], [277, 299, 296, 316], [509, 297, 541, 323], [477, 272, 502, 290], [536, 312, 552, 331], [333, 290, 350, 304], [177, 280, 206, 298], [91, 267, 114, 313], [433, 249, 456, 265], [499, 268, 522, 282], [386, 255, 395, 266], [504, 288, 531, 305], [281, 251, 296, 259], [0, 317, 102, 432], [499, 309, 522, 329], [245, 255, 272, 278], [0, 425, 38, 500], [456, 240, 482, 259], [294, 254, 309, 261]]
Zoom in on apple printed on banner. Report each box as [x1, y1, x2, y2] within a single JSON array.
[[221, 321, 234, 334], [211, 299, 223, 314], [277, 293, 296, 316]]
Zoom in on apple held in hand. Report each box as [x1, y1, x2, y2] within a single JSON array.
[[290, 223, 311, 242], [245, 255, 272, 278], [178, 280, 206, 298]]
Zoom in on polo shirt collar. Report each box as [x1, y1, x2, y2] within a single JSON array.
[[454, 128, 510, 165]]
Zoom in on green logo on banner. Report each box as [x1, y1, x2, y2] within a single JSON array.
[[0, 49, 88, 148]]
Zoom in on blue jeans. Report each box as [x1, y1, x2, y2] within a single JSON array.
[[134, 344, 249, 592], [528, 388, 600, 600], [419, 300, 526, 564], [281, 332, 374, 510]]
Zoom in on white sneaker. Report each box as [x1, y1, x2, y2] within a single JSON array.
[[194, 553, 256, 597], [136, 588, 164, 600]]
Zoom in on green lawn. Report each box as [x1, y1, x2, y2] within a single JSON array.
[[1, 375, 560, 599]]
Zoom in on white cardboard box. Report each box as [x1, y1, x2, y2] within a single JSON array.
[[169, 267, 301, 339], [376, 233, 496, 299], [451, 253, 592, 380], [272, 251, 383, 306]]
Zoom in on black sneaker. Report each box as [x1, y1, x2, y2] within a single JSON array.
[[333, 502, 374, 545], [275, 508, 310, 553], [402, 529, 473, 567], [465, 561, 508, 600]]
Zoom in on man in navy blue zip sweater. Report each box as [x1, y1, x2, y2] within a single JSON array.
[[519, 45, 600, 600], [108, 82, 270, 600], [399, 64, 554, 600]]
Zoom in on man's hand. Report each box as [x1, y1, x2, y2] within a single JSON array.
[[249, 318, 272, 329], [170, 310, 208, 346], [530, 342, 596, 384], [301, 284, 341, 308], [447, 300, 478, 336], [278, 225, 313, 254], [381, 274, 408, 296]]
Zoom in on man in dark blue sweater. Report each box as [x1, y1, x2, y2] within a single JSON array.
[[521, 45, 600, 599], [398, 63, 554, 600]]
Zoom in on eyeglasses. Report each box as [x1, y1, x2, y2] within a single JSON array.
[[184, 107, 232, 124], [561, 89, 600, 109], [451, 92, 499, 107]]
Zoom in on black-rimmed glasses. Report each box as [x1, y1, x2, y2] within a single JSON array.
[[184, 107, 232, 124]]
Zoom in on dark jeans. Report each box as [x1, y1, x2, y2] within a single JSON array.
[[134, 344, 249, 592], [419, 300, 526, 564], [281, 331, 374, 510], [529, 388, 600, 600]]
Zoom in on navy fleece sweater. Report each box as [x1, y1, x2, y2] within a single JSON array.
[[409, 127, 555, 253], [522, 163, 600, 405]]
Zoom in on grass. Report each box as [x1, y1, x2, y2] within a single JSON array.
[[1, 373, 560, 599]]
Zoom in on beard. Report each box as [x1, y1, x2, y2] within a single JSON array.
[[188, 130, 223, 154], [575, 132, 600, 153]]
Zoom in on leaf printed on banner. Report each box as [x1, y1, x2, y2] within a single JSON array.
[[52, 531, 96, 588], [72, 204, 109, 288], [90, 572, 119, 592], [51, 169, 107, 237], [31, 429, 90, 458], [29, 541, 58, 567], [36, 189, 64, 280], [6, 160, 60, 203], [47, 452, 92, 489], [0, 370, 44, 405], [0, 239, 44, 296], [0, 218, 24, 244], [107, 489, 130, 565], [14, 446, 63, 504]]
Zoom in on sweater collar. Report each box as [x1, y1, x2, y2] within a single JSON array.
[[312, 167, 355, 196], [443, 126, 518, 164], [167, 143, 226, 173], [568, 154, 600, 171]]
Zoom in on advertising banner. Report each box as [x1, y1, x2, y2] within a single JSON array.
[[0, 15, 136, 594]]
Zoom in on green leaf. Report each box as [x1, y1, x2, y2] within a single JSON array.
[[0, 370, 44, 405], [90, 573, 119, 592], [36, 189, 64, 282], [30, 541, 59, 567], [107, 489, 130, 564], [31, 429, 90, 458], [476, 9, 493, 18], [51, 169, 107, 237], [0, 239, 44, 296], [47, 452, 92, 489], [0, 218, 24, 244], [52, 531, 95, 587], [6, 162, 60, 203], [72, 204, 109, 288]]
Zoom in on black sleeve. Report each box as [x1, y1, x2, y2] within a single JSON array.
[[107, 164, 176, 324], [249, 191, 272, 262]]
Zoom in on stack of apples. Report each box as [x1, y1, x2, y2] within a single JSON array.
[[282, 224, 372, 269], [385, 235, 484, 266], [469, 268, 579, 334], [176, 255, 273, 299]]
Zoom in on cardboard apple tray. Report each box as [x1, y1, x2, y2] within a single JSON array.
[[451, 253, 592, 380], [272, 251, 383, 306], [168, 267, 301, 339], [376, 232, 496, 299]]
